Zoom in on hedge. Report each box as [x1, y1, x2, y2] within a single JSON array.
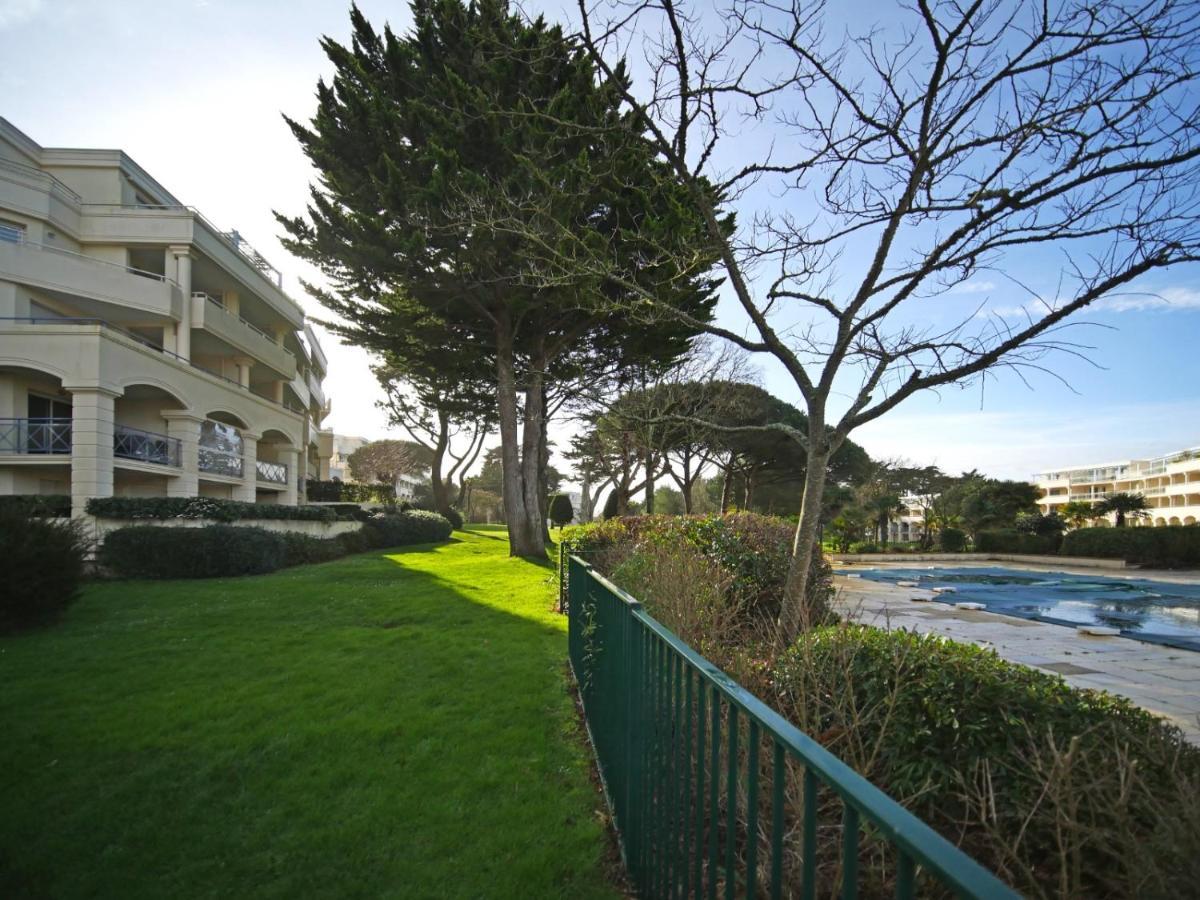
[[99, 510, 454, 579], [975, 529, 1062, 555], [1, 509, 89, 632], [86, 496, 336, 523], [304, 479, 396, 503], [1062, 524, 1200, 567], [0, 494, 71, 517]]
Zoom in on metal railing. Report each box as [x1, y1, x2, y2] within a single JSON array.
[[0, 417, 72, 454], [0, 230, 176, 283], [113, 424, 180, 467], [256, 459, 288, 484], [194, 292, 292, 355], [565, 554, 1017, 899], [198, 445, 243, 478], [0, 156, 84, 206]]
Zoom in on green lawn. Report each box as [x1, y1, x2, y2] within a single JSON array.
[[0, 526, 617, 899]]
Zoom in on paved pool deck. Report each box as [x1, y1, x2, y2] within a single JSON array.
[[833, 564, 1200, 745]]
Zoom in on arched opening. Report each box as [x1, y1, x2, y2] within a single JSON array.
[[1184, 516, 1196, 526], [198, 411, 249, 485], [0, 363, 72, 496], [1169, 516, 1182, 526], [255, 428, 296, 501], [112, 383, 191, 497]]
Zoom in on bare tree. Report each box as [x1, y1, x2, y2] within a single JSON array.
[[538, 0, 1200, 642]]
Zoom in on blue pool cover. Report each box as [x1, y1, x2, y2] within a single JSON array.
[[850, 566, 1200, 652]]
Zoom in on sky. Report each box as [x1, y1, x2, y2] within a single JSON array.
[[1, 0, 1197, 484]]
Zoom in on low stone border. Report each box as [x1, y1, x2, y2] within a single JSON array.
[[831, 551, 1126, 569]]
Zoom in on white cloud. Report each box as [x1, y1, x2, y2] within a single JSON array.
[[0, 0, 42, 29], [1094, 286, 1200, 313], [951, 280, 997, 294]]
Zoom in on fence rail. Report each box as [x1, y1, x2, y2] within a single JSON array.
[[565, 553, 1018, 899], [0, 417, 72, 454]]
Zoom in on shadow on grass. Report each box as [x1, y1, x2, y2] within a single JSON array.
[[0, 535, 616, 900]]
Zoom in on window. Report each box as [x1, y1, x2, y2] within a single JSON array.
[[26, 393, 72, 454], [0, 219, 26, 243]]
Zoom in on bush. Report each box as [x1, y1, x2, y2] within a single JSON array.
[[100, 525, 288, 578], [1062, 524, 1200, 567], [0, 510, 89, 632], [938, 526, 967, 552], [281, 532, 346, 567], [442, 507, 464, 531], [304, 479, 395, 503], [0, 494, 72, 517], [976, 529, 1062, 554], [365, 510, 453, 547], [848, 541, 879, 553], [548, 494, 574, 528], [772, 625, 1200, 898], [86, 496, 335, 523], [563, 512, 833, 628]]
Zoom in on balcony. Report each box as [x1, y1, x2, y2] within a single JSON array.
[[0, 418, 72, 455], [192, 292, 296, 379], [199, 446, 243, 479], [114, 425, 181, 467], [256, 460, 288, 485]]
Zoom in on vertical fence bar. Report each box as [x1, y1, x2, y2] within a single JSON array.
[[695, 682, 707, 899], [724, 703, 739, 900], [654, 636, 665, 897], [842, 805, 860, 899], [640, 623, 654, 889], [802, 769, 817, 900], [771, 741, 785, 900], [746, 720, 760, 899], [896, 853, 915, 900], [665, 649, 678, 897], [708, 694, 721, 900], [682, 666, 693, 900]]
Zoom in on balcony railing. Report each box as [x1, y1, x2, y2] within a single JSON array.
[[256, 460, 288, 484], [194, 292, 293, 355], [199, 446, 244, 479], [0, 230, 175, 283], [114, 425, 181, 467], [0, 418, 72, 454]]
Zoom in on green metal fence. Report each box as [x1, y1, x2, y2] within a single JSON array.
[[565, 553, 1020, 899]]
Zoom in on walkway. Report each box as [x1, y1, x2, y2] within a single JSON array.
[[835, 571, 1200, 745]]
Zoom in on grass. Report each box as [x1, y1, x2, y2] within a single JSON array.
[[0, 525, 618, 899]]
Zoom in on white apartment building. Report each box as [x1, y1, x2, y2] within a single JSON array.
[[327, 434, 370, 482], [0, 118, 333, 516], [1034, 445, 1200, 526]]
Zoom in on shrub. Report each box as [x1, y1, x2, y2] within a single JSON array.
[[86, 496, 335, 523], [304, 479, 395, 503], [771, 625, 1200, 899], [848, 541, 879, 553], [100, 525, 288, 578], [548, 494, 573, 528], [976, 529, 1062, 554], [281, 532, 346, 567], [0, 510, 89, 632], [938, 526, 967, 552], [442, 507, 464, 531], [1015, 512, 1067, 536], [563, 513, 833, 629], [365, 510, 453, 547], [1062, 524, 1200, 567], [0, 494, 72, 517]]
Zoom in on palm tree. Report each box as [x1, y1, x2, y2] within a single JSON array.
[[867, 493, 905, 547], [1060, 500, 1099, 529], [1099, 492, 1150, 527]]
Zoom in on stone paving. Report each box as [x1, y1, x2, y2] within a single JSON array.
[[833, 568, 1200, 745]]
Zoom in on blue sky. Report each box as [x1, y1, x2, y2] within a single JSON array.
[[1, 0, 1196, 482]]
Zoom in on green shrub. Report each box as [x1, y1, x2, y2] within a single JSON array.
[[0, 494, 72, 517], [0, 510, 90, 632], [281, 532, 346, 567], [304, 479, 395, 503], [938, 526, 967, 552], [548, 494, 573, 528], [86, 496, 335, 523], [563, 513, 833, 626], [772, 625, 1200, 898], [365, 510, 453, 547], [100, 525, 290, 578], [443, 507, 464, 530], [976, 529, 1062, 554], [848, 541, 879, 553], [1062, 524, 1200, 566]]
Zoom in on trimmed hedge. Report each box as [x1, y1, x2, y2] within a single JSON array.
[[99, 510, 455, 579], [1, 509, 89, 632], [1062, 524, 1200, 567], [86, 496, 336, 523], [442, 507, 464, 530], [939, 526, 967, 552], [975, 528, 1062, 555], [0, 494, 71, 517], [305, 479, 395, 503]]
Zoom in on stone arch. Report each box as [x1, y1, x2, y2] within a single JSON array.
[[1169, 516, 1182, 526], [1185, 516, 1197, 526], [205, 409, 251, 430], [114, 376, 189, 410]]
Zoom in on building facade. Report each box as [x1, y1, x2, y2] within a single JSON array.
[[1034, 445, 1200, 526], [0, 118, 332, 515]]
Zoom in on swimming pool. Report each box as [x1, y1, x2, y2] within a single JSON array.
[[849, 566, 1200, 652]]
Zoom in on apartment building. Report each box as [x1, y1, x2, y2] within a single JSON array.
[[1034, 445, 1200, 526], [0, 118, 332, 515]]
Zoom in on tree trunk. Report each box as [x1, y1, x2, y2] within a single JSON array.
[[495, 322, 543, 557], [744, 470, 756, 510], [537, 383, 551, 542], [644, 446, 656, 513], [429, 411, 452, 518], [720, 466, 732, 512], [518, 355, 549, 555], [681, 455, 693, 513], [780, 427, 832, 647], [579, 470, 593, 522]]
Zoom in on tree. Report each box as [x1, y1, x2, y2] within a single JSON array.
[[555, 0, 1200, 642], [960, 480, 1042, 538], [1100, 492, 1151, 527], [279, 0, 720, 558], [548, 494, 574, 528], [1060, 500, 1100, 529], [347, 440, 432, 485]]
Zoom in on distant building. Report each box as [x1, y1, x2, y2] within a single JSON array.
[[1034, 445, 1200, 526], [328, 434, 370, 481]]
